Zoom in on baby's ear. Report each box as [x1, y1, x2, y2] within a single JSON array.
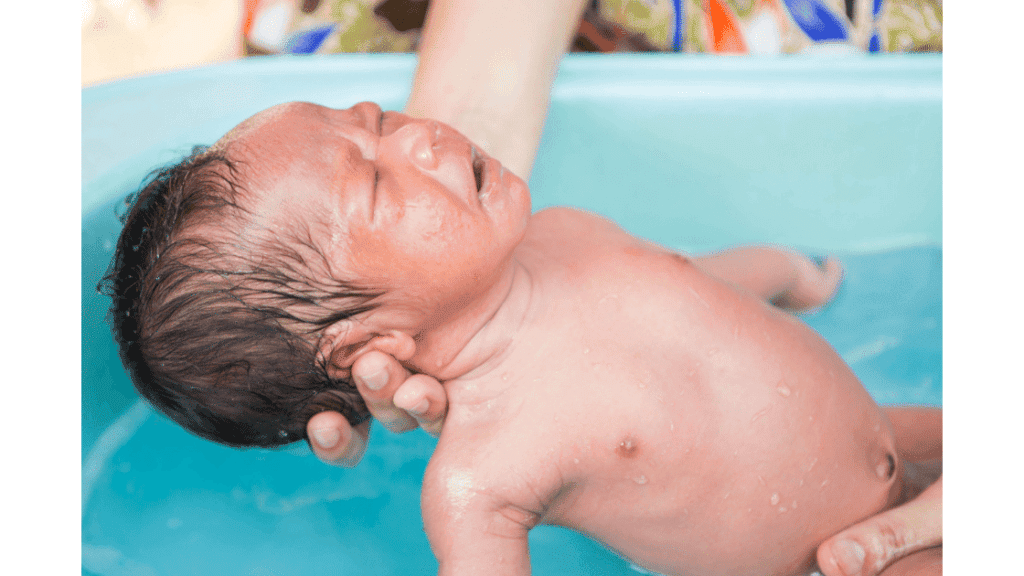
[[318, 322, 417, 379]]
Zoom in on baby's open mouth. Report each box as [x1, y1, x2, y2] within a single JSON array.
[[471, 147, 485, 193]]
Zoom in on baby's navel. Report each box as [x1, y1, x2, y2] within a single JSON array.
[[876, 453, 897, 481]]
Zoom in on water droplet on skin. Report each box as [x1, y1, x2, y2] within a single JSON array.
[[751, 407, 770, 423], [777, 383, 792, 397], [806, 458, 818, 472], [778, 506, 788, 513], [502, 373, 509, 381], [770, 493, 780, 506], [583, 347, 590, 355], [669, 422, 675, 432], [722, 492, 730, 500], [573, 458, 580, 464], [791, 500, 798, 509], [820, 479, 830, 489], [638, 381, 647, 390], [757, 475, 766, 486], [633, 475, 648, 485]]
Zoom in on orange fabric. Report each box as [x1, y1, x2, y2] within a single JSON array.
[[243, 0, 261, 37], [707, 0, 747, 53]]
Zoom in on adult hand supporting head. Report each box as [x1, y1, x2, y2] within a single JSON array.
[[305, 350, 447, 467], [306, 0, 591, 468]]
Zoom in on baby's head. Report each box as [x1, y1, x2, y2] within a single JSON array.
[[103, 101, 530, 448]]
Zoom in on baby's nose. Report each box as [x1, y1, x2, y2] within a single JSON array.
[[349, 101, 383, 133], [394, 122, 438, 170]]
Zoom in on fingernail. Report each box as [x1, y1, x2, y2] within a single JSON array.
[[361, 368, 387, 391], [833, 540, 865, 576], [409, 399, 429, 416], [310, 427, 340, 449]]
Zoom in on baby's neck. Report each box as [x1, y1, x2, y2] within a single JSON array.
[[407, 257, 537, 385]]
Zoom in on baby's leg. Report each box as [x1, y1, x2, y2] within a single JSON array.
[[693, 246, 843, 312]]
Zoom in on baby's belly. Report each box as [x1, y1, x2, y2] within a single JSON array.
[[553, 301, 901, 575]]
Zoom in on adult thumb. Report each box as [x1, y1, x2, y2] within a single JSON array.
[[817, 475, 942, 576]]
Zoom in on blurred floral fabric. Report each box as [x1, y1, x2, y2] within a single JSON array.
[[245, 0, 941, 56]]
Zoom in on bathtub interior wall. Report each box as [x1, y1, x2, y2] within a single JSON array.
[[82, 54, 941, 576]]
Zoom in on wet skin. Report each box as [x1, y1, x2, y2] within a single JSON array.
[[218, 102, 910, 576], [421, 214, 904, 576]]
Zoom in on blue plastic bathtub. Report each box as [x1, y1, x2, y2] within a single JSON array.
[[82, 54, 941, 576]]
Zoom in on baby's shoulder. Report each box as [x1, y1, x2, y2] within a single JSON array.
[[527, 207, 687, 271], [527, 207, 642, 253], [531, 206, 626, 237]]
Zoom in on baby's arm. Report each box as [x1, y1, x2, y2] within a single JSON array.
[[693, 246, 843, 312], [420, 453, 536, 576]]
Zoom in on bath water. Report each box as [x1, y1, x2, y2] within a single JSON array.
[[82, 244, 940, 576]]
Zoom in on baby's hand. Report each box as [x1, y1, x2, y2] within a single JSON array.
[[305, 351, 448, 467]]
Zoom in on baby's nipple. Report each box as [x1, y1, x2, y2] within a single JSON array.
[[616, 435, 640, 459]]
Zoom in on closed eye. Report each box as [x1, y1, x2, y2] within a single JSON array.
[[373, 167, 380, 202]]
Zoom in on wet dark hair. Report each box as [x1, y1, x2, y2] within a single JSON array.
[[100, 146, 380, 448]]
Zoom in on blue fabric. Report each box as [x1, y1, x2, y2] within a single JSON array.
[[783, 0, 850, 41], [285, 24, 337, 54]]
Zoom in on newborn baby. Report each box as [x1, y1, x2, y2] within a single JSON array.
[[105, 102, 939, 576]]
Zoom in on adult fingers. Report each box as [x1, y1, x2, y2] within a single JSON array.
[[306, 411, 370, 468], [393, 374, 448, 437], [351, 350, 419, 433], [817, 476, 942, 576]]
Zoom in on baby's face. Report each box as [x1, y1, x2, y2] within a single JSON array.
[[216, 101, 531, 324]]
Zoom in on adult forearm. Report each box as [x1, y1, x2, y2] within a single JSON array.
[[404, 0, 589, 180]]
